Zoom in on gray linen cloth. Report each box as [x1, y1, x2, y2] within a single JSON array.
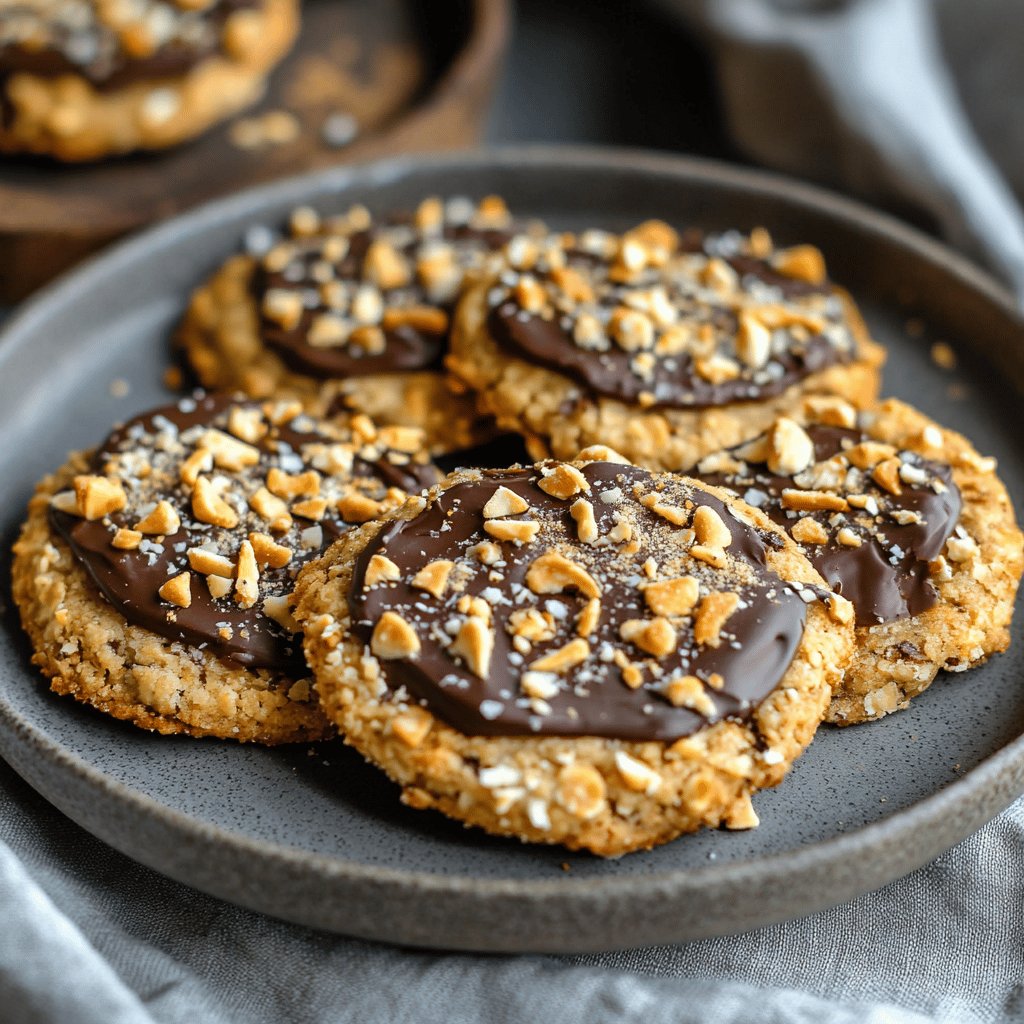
[[5, 1, 1024, 1021], [3, 756, 1013, 1024]]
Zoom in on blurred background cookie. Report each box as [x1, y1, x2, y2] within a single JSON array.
[[0, 0, 300, 162]]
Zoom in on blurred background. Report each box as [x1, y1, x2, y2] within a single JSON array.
[[3, 0, 1024, 300]]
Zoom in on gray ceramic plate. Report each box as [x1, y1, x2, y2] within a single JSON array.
[[2, 148, 1024, 954]]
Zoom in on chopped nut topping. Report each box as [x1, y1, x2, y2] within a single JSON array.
[[382, 306, 449, 335], [207, 574, 233, 599], [791, 517, 829, 545], [872, 458, 903, 496], [526, 550, 601, 598], [692, 505, 732, 549], [227, 406, 268, 444], [689, 544, 727, 569], [665, 675, 716, 716], [570, 498, 598, 543], [482, 485, 530, 519], [158, 572, 192, 609], [372, 611, 422, 660], [643, 576, 699, 617], [364, 238, 411, 290], [364, 553, 401, 587], [187, 547, 235, 578], [508, 608, 556, 643], [111, 528, 143, 550], [406, 559, 451, 599], [483, 519, 540, 544], [846, 442, 897, 470], [766, 417, 815, 476], [266, 467, 321, 500], [198, 429, 260, 472], [619, 617, 677, 658], [292, 497, 329, 520], [836, 527, 862, 548], [530, 638, 590, 674], [693, 592, 740, 647], [234, 539, 260, 609], [336, 492, 382, 524], [576, 597, 601, 637], [639, 492, 689, 526], [781, 489, 848, 513], [192, 476, 239, 529], [134, 500, 180, 536], [450, 617, 494, 678], [736, 310, 771, 369], [574, 445, 631, 465], [538, 463, 591, 500], [774, 244, 827, 285], [73, 475, 127, 521], [263, 594, 299, 632], [180, 448, 214, 487]]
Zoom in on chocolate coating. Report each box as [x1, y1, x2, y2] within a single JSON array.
[[699, 426, 961, 626], [50, 394, 437, 671], [488, 302, 840, 409], [349, 463, 809, 740], [258, 222, 513, 381], [486, 236, 856, 411]]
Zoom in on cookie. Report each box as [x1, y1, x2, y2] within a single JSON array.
[[0, 0, 299, 162], [11, 393, 439, 744], [694, 396, 1024, 724], [294, 449, 854, 856], [178, 197, 542, 453], [448, 222, 885, 471]]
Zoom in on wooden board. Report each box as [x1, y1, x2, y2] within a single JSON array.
[[0, 0, 508, 300]]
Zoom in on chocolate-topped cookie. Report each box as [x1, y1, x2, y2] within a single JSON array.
[[11, 393, 439, 743], [178, 197, 542, 453], [694, 396, 1024, 724], [448, 222, 885, 471], [0, 0, 298, 161], [294, 448, 854, 856]]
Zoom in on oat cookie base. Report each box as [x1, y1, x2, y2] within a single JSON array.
[[448, 278, 885, 472], [0, 0, 299, 162], [825, 399, 1024, 725], [11, 453, 331, 744], [294, 474, 854, 857], [177, 254, 492, 454]]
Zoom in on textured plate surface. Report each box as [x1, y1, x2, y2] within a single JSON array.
[[1, 148, 1023, 954]]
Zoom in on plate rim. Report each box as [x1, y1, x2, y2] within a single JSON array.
[[2, 143, 1024, 914]]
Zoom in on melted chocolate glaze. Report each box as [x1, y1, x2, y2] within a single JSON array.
[[349, 463, 809, 740], [258, 223, 512, 381], [49, 394, 437, 672], [488, 304, 840, 410], [487, 243, 850, 411], [699, 426, 961, 626]]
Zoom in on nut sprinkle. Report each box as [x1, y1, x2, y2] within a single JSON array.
[[348, 457, 820, 741], [48, 393, 438, 670]]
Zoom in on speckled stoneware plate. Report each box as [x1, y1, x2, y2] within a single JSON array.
[[2, 148, 1023, 954]]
